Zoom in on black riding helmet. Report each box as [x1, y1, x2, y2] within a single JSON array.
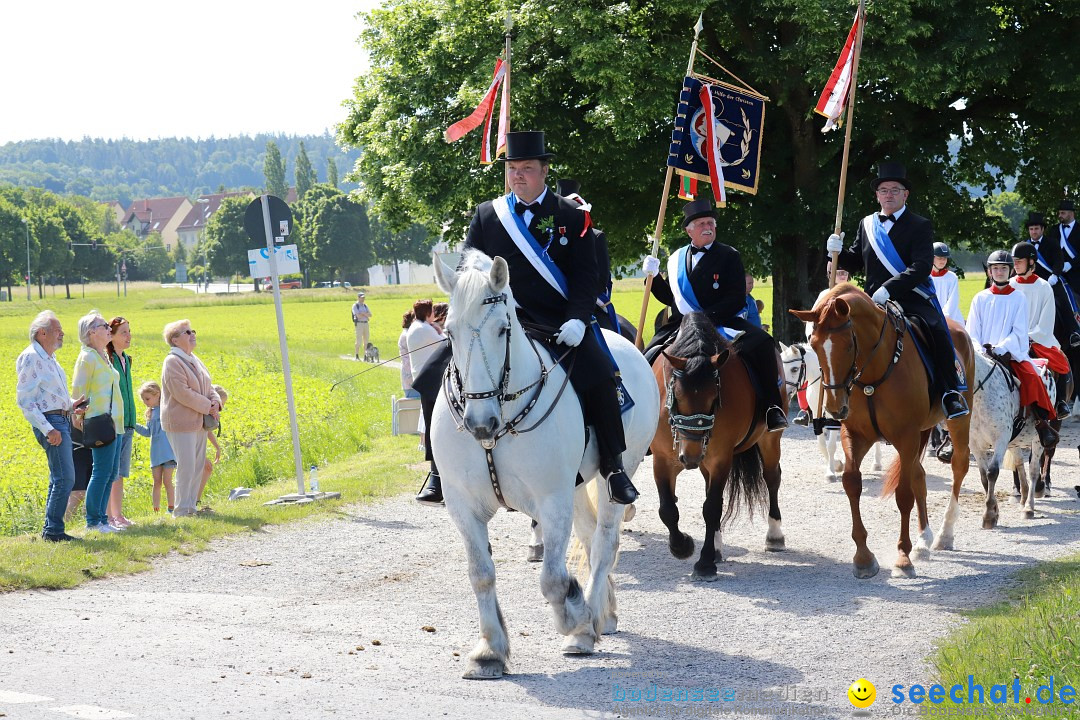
[[933, 242, 950, 258], [986, 249, 1012, 266], [1011, 241, 1037, 261]]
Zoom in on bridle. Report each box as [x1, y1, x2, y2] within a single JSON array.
[[817, 301, 903, 398], [781, 344, 809, 393], [665, 365, 721, 454], [442, 290, 574, 510]]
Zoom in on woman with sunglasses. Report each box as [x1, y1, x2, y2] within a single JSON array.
[[160, 319, 220, 518], [106, 316, 137, 527]]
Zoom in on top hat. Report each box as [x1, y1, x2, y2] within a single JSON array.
[[682, 198, 718, 228], [872, 162, 911, 191], [1059, 199, 1076, 212], [556, 178, 581, 197], [1026, 211, 1046, 228], [500, 131, 555, 162]]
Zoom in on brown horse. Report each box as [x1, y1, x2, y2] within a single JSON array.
[[791, 284, 974, 579], [649, 312, 785, 581]]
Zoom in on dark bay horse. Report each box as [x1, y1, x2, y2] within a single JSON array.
[[791, 284, 974, 579], [649, 312, 785, 581]]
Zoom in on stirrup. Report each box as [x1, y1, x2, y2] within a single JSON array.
[[941, 391, 969, 419]]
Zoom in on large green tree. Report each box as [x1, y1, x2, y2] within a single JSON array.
[[341, 0, 1080, 341], [306, 194, 373, 281], [263, 141, 289, 200], [205, 196, 256, 279], [295, 141, 317, 200]]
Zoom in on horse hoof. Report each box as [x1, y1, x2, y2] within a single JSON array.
[[932, 536, 954, 551], [911, 546, 930, 562], [853, 558, 879, 579], [561, 635, 596, 655], [602, 617, 618, 635], [765, 537, 786, 552], [1023, 509, 1035, 520], [527, 544, 544, 562], [463, 659, 506, 680], [982, 516, 999, 530], [891, 562, 917, 579], [623, 503, 637, 523], [691, 566, 719, 582], [669, 533, 695, 560]]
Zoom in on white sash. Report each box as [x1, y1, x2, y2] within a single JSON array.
[[667, 250, 697, 315], [862, 214, 905, 277], [493, 197, 567, 299]]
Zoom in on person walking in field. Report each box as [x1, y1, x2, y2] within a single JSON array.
[[352, 292, 372, 360], [16, 310, 87, 542]]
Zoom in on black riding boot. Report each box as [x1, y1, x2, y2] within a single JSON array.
[[415, 463, 444, 506], [1031, 405, 1059, 449], [584, 382, 638, 505], [792, 408, 810, 427], [1055, 372, 1072, 420], [942, 390, 969, 419]]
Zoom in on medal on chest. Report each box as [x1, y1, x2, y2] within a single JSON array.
[[558, 226, 568, 246], [713, 273, 719, 290]]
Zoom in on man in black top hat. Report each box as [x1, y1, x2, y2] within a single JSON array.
[[462, 131, 640, 504], [556, 178, 621, 336], [642, 198, 789, 431], [825, 162, 969, 419], [1029, 208, 1080, 348]]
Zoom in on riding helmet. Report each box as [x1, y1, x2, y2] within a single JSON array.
[[932, 242, 950, 258], [986, 249, 1012, 266], [1011, 242, 1038, 261]]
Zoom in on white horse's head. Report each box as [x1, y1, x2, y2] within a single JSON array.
[[435, 249, 518, 442]]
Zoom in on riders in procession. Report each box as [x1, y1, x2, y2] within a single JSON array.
[[642, 198, 789, 432], [461, 131, 640, 505], [931, 242, 964, 324], [1024, 210, 1080, 349], [826, 162, 969, 419], [968, 250, 1059, 449], [1011, 241, 1073, 419]]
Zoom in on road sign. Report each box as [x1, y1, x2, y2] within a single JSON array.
[[244, 195, 292, 244], [248, 244, 300, 277]]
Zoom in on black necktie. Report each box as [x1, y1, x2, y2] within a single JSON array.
[[690, 245, 709, 255], [879, 213, 896, 223], [515, 201, 539, 216]]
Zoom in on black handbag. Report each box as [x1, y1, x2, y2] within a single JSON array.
[[82, 371, 116, 448]]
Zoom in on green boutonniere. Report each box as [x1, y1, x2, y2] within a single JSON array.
[[535, 216, 555, 235]]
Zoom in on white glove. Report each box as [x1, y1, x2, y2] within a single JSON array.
[[826, 232, 845, 254], [643, 255, 661, 277], [1049, 274, 1059, 286], [555, 318, 587, 347], [871, 286, 890, 305], [1065, 261, 1073, 273]]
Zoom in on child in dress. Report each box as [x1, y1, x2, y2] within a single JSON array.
[[135, 382, 176, 513]]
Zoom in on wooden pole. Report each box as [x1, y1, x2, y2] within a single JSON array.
[[634, 13, 704, 349], [503, 11, 513, 194], [818, 0, 865, 426]]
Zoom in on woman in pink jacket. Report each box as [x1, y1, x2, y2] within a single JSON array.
[[160, 319, 220, 517]]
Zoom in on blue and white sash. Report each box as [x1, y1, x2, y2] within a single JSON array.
[[667, 247, 741, 341], [861, 214, 935, 299], [493, 194, 568, 299], [1060, 225, 1078, 261]]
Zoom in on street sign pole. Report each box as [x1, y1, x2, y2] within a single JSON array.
[[259, 194, 307, 496]]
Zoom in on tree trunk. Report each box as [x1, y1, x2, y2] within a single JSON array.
[[38, 274, 44, 300], [65, 276, 71, 300], [393, 258, 400, 285]]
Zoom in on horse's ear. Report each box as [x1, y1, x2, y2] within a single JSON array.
[[834, 297, 851, 317], [490, 256, 510, 292], [433, 252, 457, 294], [789, 308, 816, 322], [662, 352, 688, 371], [710, 349, 730, 368]]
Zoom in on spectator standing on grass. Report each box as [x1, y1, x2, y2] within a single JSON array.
[[352, 292, 372, 360], [407, 299, 450, 505], [196, 384, 228, 512], [398, 310, 418, 398], [160, 319, 221, 518], [106, 316, 137, 528], [16, 310, 86, 542], [134, 381, 175, 514], [72, 310, 126, 534]]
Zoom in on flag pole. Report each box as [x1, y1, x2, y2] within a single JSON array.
[[827, 0, 865, 290], [818, 0, 865, 428], [503, 11, 513, 193], [634, 13, 704, 350]]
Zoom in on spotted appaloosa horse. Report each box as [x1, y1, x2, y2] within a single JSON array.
[[649, 312, 785, 581], [791, 284, 974, 579]]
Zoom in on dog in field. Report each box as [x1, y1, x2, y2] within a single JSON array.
[[363, 342, 380, 363]]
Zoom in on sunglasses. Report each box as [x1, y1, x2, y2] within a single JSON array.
[[182, 329, 197, 336]]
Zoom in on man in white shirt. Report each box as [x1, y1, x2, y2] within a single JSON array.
[[967, 251, 1058, 448], [930, 242, 963, 324], [1011, 241, 1072, 419], [15, 310, 86, 542], [351, 292, 372, 360]]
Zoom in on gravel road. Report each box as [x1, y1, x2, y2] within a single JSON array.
[[1, 422, 1078, 720]]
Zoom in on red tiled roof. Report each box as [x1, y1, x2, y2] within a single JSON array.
[[177, 191, 252, 231], [121, 196, 190, 229]]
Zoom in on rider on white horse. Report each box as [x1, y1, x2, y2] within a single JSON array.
[[967, 250, 1059, 448], [1011, 241, 1073, 419]]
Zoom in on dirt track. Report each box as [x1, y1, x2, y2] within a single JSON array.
[[1, 422, 1078, 720]]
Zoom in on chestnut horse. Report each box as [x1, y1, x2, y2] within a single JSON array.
[[649, 312, 785, 581], [791, 284, 974, 579]]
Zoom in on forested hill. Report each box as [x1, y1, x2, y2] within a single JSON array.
[[0, 134, 360, 205]]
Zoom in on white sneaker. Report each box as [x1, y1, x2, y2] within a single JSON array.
[[94, 523, 121, 533]]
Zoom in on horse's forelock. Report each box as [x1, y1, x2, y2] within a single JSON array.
[[668, 313, 726, 359], [681, 355, 718, 388], [452, 250, 517, 314]]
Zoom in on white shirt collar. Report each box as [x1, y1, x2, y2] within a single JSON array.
[[32, 339, 56, 360]]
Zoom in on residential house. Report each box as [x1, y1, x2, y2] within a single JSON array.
[[101, 201, 126, 228], [175, 191, 255, 253], [121, 197, 192, 251]]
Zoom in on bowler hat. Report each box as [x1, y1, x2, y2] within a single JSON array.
[[1060, 199, 1076, 212], [682, 198, 718, 228], [872, 161, 911, 191], [1026, 212, 1046, 228], [500, 131, 555, 162], [556, 178, 581, 197]]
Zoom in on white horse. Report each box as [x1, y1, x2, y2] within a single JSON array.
[[780, 342, 882, 481], [937, 351, 1051, 543], [431, 250, 660, 679]]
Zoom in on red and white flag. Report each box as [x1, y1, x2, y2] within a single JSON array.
[[444, 58, 508, 163], [814, 9, 862, 133], [698, 84, 727, 206]]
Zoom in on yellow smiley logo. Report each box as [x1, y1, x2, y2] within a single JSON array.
[[847, 678, 876, 708]]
